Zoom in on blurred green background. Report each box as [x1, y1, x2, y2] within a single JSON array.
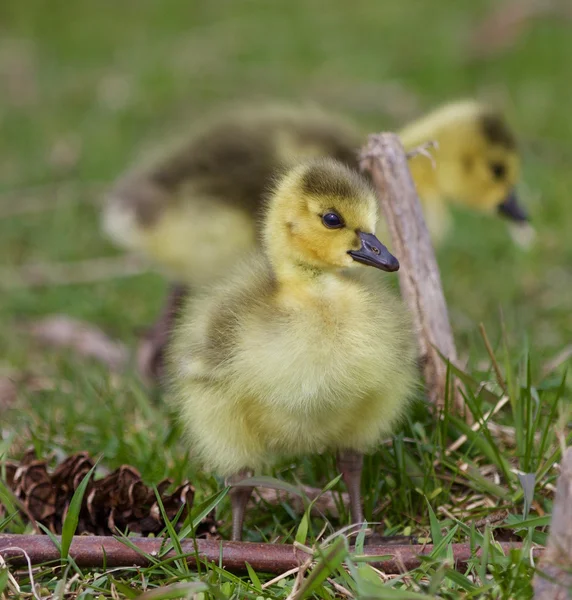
[[1, 0, 571, 392]]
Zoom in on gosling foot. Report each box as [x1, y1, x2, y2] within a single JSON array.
[[337, 449, 365, 525], [226, 469, 254, 541], [136, 283, 189, 385]]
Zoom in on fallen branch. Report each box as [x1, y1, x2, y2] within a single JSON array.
[[0, 534, 539, 575], [533, 447, 572, 598], [360, 133, 462, 415]]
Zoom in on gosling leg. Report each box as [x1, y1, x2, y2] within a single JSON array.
[[136, 282, 189, 384], [337, 450, 365, 525], [226, 469, 254, 541]]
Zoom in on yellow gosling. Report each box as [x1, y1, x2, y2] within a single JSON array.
[[400, 100, 525, 243], [166, 158, 417, 540]]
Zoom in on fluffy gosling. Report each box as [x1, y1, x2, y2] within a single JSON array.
[[167, 158, 417, 540], [400, 99, 527, 242]]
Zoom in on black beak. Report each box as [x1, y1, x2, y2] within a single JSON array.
[[497, 190, 528, 223], [348, 231, 400, 272]]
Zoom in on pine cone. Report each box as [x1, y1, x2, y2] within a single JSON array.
[[1, 450, 220, 539]]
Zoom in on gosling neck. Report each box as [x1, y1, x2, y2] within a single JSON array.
[[263, 229, 341, 301], [272, 259, 344, 310], [272, 258, 333, 287]]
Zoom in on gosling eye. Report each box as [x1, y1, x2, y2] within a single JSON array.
[[490, 162, 506, 180], [321, 212, 344, 229]]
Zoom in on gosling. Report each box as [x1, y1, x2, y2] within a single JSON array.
[[167, 158, 417, 540]]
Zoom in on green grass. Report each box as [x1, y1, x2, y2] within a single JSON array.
[[1, 0, 571, 597]]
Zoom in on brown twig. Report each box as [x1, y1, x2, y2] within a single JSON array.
[[0, 534, 539, 575], [360, 133, 462, 415], [533, 447, 572, 598]]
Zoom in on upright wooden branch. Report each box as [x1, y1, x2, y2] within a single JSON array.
[[360, 134, 461, 413], [533, 447, 572, 599]]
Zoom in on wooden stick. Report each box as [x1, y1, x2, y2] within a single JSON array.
[[360, 133, 462, 414], [533, 447, 572, 599], [0, 534, 538, 575]]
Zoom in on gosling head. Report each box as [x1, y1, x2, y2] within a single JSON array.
[[264, 158, 399, 274], [408, 101, 528, 223]]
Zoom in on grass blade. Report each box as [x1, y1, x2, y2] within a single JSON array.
[[295, 511, 309, 545], [170, 487, 229, 550], [61, 460, 99, 560], [245, 562, 262, 591], [296, 537, 347, 599], [0, 567, 8, 594], [153, 486, 188, 573], [426, 497, 443, 545]]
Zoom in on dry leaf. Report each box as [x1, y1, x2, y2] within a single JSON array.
[[468, 0, 572, 60], [48, 135, 83, 172], [26, 315, 128, 371], [0, 376, 17, 410], [97, 72, 133, 111], [0, 37, 38, 107]]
